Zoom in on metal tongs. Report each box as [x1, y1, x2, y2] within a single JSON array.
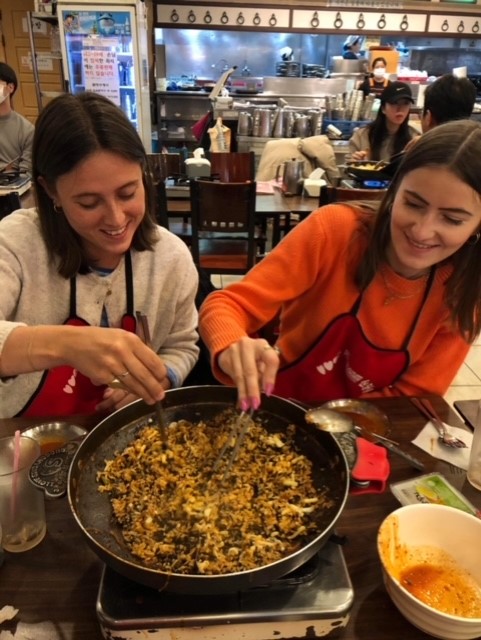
[[212, 409, 254, 480], [136, 311, 168, 449]]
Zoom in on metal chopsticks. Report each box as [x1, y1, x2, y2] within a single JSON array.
[[212, 409, 254, 480], [135, 311, 168, 449]]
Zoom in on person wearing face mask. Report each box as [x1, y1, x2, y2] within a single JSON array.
[[0, 63, 34, 175], [359, 57, 391, 98]]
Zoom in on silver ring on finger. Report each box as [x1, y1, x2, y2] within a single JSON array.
[[118, 370, 130, 378], [263, 345, 281, 356]]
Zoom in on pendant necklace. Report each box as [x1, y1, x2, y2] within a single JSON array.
[[380, 268, 429, 306]]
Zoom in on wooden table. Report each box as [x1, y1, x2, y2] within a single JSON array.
[[1, 396, 478, 639], [167, 192, 319, 247]]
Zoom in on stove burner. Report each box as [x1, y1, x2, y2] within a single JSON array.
[[97, 540, 353, 639], [342, 178, 389, 190]]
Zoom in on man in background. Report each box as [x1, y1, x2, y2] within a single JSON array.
[[420, 73, 476, 132], [387, 73, 477, 168], [0, 63, 34, 175]]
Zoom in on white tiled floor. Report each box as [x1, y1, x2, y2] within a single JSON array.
[[444, 335, 481, 409], [211, 274, 481, 410]]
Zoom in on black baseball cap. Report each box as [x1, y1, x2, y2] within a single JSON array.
[[381, 81, 414, 104], [0, 62, 17, 95]]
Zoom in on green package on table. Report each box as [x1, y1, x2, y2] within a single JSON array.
[[391, 472, 481, 518]]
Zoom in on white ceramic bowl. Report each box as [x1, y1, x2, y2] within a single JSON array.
[[377, 504, 481, 640]]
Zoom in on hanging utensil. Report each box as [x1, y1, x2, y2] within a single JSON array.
[[135, 311, 168, 449]]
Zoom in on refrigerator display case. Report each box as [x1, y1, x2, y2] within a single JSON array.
[[57, 0, 152, 151]]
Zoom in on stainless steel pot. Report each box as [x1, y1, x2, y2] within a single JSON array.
[[275, 158, 305, 196], [331, 56, 366, 74], [294, 115, 311, 138], [237, 111, 253, 136], [68, 386, 349, 594]]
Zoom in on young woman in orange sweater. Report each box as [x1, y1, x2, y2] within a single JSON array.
[[199, 119, 481, 409]]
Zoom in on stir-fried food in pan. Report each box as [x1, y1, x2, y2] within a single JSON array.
[[97, 411, 334, 575]]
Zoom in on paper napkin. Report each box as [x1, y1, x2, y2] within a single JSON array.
[[412, 421, 473, 470]]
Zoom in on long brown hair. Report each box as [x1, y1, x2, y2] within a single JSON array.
[[32, 92, 158, 277], [356, 119, 481, 342]]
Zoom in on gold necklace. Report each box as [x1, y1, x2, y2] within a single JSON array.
[[380, 268, 429, 306]]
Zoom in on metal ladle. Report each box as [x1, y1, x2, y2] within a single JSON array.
[[305, 407, 425, 471], [305, 408, 354, 433]]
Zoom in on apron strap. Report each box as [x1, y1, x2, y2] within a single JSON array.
[[69, 276, 77, 317], [401, 267, 436, 350], [124, 251, 134, 317]]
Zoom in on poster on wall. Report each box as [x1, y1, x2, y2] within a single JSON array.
[[82, 45, 120, 105]]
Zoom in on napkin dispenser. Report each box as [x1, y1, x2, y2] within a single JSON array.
[[303, 167, 327, 197], [185, 147, 211, 179]]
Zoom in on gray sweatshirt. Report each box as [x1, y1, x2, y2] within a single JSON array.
[[0, 208, 199, 417], [0, 111, 34, 174]]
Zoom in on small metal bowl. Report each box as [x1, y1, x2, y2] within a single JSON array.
[[320, 399, 390, 439], [21, 422, 87, 455]]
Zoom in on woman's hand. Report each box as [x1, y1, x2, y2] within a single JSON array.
[[62, 327, 169, 406], [95, 387, 139, 413], [217, 337, 280, 410], [351, 149, 368, 162]]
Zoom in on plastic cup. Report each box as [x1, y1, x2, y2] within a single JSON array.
[[0, 435, 46, 552], [467, 401, 481, 491]]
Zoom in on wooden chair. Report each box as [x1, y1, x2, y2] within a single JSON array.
[[209, 151, 255, 183], [189, 179, 261, 275], [146, 153, 183, 183], [209, 151, 268, 253], [146, 153, 191, 239]]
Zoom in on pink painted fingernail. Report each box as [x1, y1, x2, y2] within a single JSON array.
[[250, 397, 260, 411], [240, 399, 249, 412], [264, 383, 274, 397]]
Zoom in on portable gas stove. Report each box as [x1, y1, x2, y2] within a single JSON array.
[[341, 178, 389, 190], [96, 539, 353, 640]]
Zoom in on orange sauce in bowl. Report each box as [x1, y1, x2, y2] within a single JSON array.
[[400, 562, 481, 618], [334, 409, 388, 437], [39, 439, 66, 455]]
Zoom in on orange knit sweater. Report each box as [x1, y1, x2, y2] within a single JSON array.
[[199, 204, 470, 398]]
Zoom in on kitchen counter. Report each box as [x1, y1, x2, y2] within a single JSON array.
[[1, 395, 478, 639]]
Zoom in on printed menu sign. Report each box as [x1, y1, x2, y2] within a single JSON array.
[[83, 47, 120, 105]]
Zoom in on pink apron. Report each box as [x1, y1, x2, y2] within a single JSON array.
[[17, 253, 136, 418], [273, 269, 434, 404]]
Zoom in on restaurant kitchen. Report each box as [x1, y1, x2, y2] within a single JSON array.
[[153, 25, 481, 154]]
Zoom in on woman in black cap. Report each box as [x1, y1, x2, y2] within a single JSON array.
[[348, 81, 418, 162]]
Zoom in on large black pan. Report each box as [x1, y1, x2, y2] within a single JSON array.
[[68, 386, 349, 594], [345, 162, 392, 182]]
